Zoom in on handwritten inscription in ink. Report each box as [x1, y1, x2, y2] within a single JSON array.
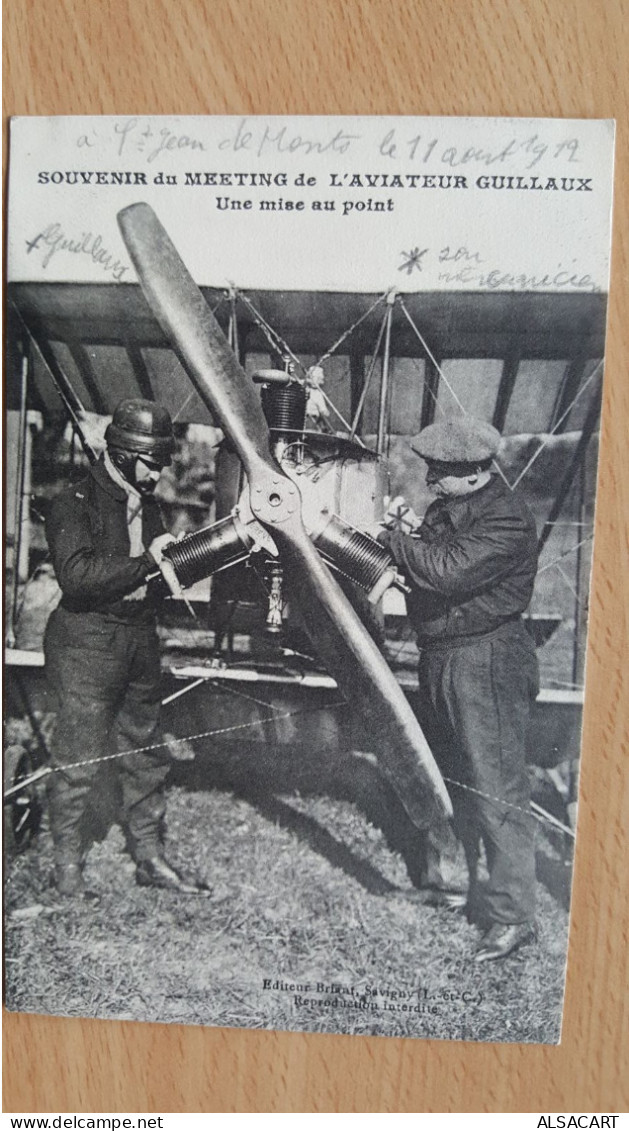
[[399, 248, 429, 275], [68, 118, 591, 175], [218, 117, 361, 158], [378, 129, 582, 170], [25, 223, 128, 281]]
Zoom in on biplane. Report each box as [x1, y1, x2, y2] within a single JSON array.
[[5, 204, 605, 855]]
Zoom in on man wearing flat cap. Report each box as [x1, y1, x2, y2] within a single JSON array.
[[379, 416, 539, 962]]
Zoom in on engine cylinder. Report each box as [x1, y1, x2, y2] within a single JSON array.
[[313, 513, 397, 603], [162, 516, 252, 588], [261, 382, 307, 433]]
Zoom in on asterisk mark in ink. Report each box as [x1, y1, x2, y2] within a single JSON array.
[[399, 247, 428, 275]]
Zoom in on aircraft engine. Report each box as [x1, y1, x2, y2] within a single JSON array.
[[160, 366, 406, 633]]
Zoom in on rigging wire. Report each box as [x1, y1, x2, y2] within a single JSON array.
[[3, 700, 347, 799], [234, 288, 365, 443], [398, 299, 512, 490], [349, 308, 389, 437], [509, 359, 603, 491], [553, 564, 583, 607], [235, 291, 305, 374], [4, 691, 577, 837], [537, 535, 594, 574], [315, 292, 389, 367]]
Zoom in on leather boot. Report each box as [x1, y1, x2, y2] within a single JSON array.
[[474, 921, 536, 962], [56, 861, 85, 896], [135, 855, 212, 895], [54, 861, 99, 901]]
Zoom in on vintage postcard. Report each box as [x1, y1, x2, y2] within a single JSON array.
[[4, 115, 615, 1043]]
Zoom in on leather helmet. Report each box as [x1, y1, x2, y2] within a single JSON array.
[[105, 399, 175, 465]]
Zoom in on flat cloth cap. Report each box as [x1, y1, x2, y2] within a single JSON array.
[[410, 418, 501, 463]]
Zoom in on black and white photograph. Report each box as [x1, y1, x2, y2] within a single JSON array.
[[3, 114, 615, 1045]]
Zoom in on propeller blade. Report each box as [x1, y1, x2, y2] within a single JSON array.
[[117, 202, 272, 479], [274, 518, 453, 828], [117, 203, 453, 830]]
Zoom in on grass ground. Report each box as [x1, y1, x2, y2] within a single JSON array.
[[4, 770, 571, 1045]]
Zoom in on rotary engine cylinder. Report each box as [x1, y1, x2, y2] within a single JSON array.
[[162, 515, 252, 589], [260, 381, 308, 434], [312, 513, 399, 604]]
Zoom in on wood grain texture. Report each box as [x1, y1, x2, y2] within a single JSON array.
[[3, 0, 628, 1113]]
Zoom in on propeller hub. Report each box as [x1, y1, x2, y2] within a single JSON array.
[[250, 474, 299, 526]]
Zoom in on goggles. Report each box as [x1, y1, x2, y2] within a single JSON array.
[[424, 457, 492, 479], [136, 453, 168, 473]]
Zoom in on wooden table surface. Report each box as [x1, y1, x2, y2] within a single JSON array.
[[3, 0, 628, 1114]]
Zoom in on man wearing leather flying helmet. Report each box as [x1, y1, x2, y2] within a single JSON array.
[[379, 417, 539, 962], [44, 398, 209, 898]]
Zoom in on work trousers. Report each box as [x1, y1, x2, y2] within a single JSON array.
[[44, 606, 170, 863], [416, 620, 539, 925]]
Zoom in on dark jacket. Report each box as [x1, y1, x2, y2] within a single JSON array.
[[382, 475, 538, 644], [45, 457, 165, 621]]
